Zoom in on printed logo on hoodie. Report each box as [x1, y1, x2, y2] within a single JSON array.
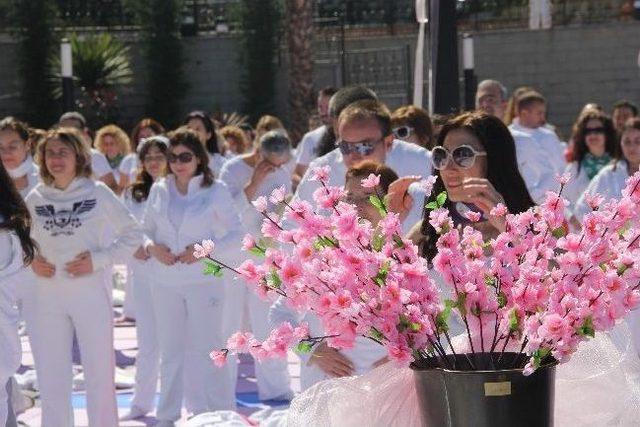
[[35, 199, 97, 236]]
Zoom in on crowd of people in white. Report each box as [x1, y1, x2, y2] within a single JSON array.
[[0, 81, 639, 426]]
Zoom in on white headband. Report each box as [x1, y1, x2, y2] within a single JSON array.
[[136, 135, 169, 155]]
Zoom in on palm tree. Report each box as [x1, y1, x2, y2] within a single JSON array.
[[285, 0, 314, 144], [50, 33, 132, 127]]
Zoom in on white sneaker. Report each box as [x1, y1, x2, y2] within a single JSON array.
[[119, 405, 149, 421]]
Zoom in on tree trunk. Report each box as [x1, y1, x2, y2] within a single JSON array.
[[285, 0, 315, 145]]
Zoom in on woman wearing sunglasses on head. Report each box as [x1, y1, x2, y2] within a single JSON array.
[[390, 105, 434, 149], [218, 129, 295, 402], [25, 127, 142, 427], [563, 111, 617, 213], [142, 128, 243, 426], [184, 111, 227, 177], [417, 111, 535, 260]]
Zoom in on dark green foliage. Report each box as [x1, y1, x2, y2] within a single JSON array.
[[12, 0, 58, 127], [131, 0, 188, 128], [236, 0, 281, 124]]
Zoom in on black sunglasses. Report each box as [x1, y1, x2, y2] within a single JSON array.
[[392, 126, 413, 139], [335, 139, 382, 156], [584, 127, 605, 136], [167, 152, 194, 164]]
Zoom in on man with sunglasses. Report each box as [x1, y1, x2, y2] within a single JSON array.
[[294, 97, 432, 235]]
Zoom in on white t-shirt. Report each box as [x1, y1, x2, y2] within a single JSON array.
[[296, 125, 327, 166], [510, 120, 567, 175], [208, 153, 228, 178], [119, 153, 139, 183], [573, 162, 630, 222], [90, 149, 113, 179]]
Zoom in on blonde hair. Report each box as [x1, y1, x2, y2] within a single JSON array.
[[255, 115, 284, 144], [220, 125, 250, 154], [37, 127, 92, 185], [94, 124, 131, 156]]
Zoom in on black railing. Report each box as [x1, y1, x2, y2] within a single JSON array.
[[0, 0, 635, 33]]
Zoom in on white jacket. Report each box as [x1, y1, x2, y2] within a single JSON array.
[[142, 175, 245, 286], [296, 125, 327, 167], [295, 140, 433, 234], [511, 129, 560, 204], [510, 120, 567, 175], [574, 162, 630, 222], [25, 178, 142, 284], [0, 229, 23, 381], [562, 161, 593, 212]]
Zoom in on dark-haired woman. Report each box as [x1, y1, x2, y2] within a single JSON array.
[[142, 128, 243, 424], [119, 118, 166, 191], [0, 159, 36, 426], [119, 136, 168, 421], [0, 117, 40, 199], [564, 112, 618, 212], [419, 111, 535, 260], [185, 111, 227, 177], [25, 127, 142, 427]]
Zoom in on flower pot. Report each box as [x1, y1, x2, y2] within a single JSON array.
[[411, 353, 556, 427]]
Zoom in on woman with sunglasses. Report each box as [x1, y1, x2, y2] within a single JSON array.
[[142, 128, 242, 425], [563, 111, 617, 215], [119, 136, 169, 421], [25, 127, 142, 427], [184, 111, 227, 177], [574, 118, 640, 224], [419, 111, 535, 260], [0, 158, 36, 426], [218, 129, 295, 402], [390, 105, 434, 149]]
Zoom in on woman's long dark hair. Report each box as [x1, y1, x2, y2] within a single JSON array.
[[571, 111, 618, 171], [130, 138, 168, 203], [184, 111, 220, 155], [420, 111, 535, 261], [0, 161, 36, 264], [168, 127, 215, 188]]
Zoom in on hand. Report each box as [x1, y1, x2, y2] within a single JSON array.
[[177, 244, 198, 264], [133, 246, 150, 261], [148, 244, 176, 266], [457, 178, 507, 232], [309, 342, 355, 378], [32, 255, 55, 278], [373, 356, 389, 368], [64, 251, 93, 277], [244, 160, 275, 201], [387, 176, 421, 221]]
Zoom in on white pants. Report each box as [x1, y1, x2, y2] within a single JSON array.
[[29, 277, 117, 427], [529, 0, 552, 29], [129, 261, 159, 413], [223, 283, 292, 400], [153, 282, 235, 422]]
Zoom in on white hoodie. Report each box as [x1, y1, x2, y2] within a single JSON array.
[[142, 175, 245, 286], [25, 178, 142, 284], [509, 119, 567, 175], [573, 162, 630, 222], [0, 229, 23, 383]]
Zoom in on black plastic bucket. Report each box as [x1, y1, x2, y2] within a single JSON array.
[[411, 353, 556, 427]]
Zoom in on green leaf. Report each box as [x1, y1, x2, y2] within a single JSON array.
[[249, 246, 266, 257], [410, 322, 422, 332], [371, 232, 385, 252], [551, 226, 566, 238], [617, 264, 629, 276], [296, 341, 313, 353], [456, 293, 467, 317], [202, 259, 224, 277], [369, 194, 387, 216], [485, 276, 497, 288], [369, 327, 385, 342], [372, 261, 390, 287], [397, 314, 410, 332], [393, 235, 405, 248], [508, 308, 520, 332], [532, 347, 551, 367], [436, 191, 447, 207], [267, 270, 282, 289], [576, 316, 595, 338], [425, 201, 438, 210], [497, 291, 507, 308]]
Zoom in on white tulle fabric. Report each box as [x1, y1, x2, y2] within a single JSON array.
[[286, 321, 640, 427]]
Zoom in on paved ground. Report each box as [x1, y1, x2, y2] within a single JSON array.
[[15, 308, 301, 426]]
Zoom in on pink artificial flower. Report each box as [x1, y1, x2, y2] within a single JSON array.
[[193, 239, 215, 259], [237, 259, 263, 283], [281, 258, 303, 284], [313, 186, 346, 210], [242, 234, 257, 251], [623, 171, 640, 203], [556, 172, 571, 186], [417, 175, 437, 196], [361, 173, 381, 189], [310, 165, 331, 183], [379, 213, 401, 237], [522, 361, 536, 376], [210, 350, 228, 367], [464, 211, 482, 223], [429, 208, 453, 233], [490, 203, 508, 217], [583, 193, 604, 211], [227, 332, 255, 353], [269, 186, 287, 204], [252, 196, 268, 212], [387, 342, 412, 365]]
